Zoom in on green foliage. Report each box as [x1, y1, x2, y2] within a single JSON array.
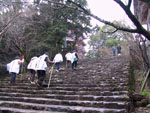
[[86, 50, 102, 58], [105, 38, 119, 47], [140, 91, 150, 96], [86, 50, 97, 58]]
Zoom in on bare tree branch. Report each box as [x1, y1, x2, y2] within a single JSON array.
[[0, 13, 21, 41], [114, 0, 150, 40], [67, 0, 150, 40], [68, 0, 138, 32], [2, 0, 150, 40], [102, 29, 118, 34], [88, 13, 139, 33], [127, 0, 132, 8]]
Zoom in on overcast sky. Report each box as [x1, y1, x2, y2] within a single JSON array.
[[87, 0, 134, 27], [84, 0, 135, 52]]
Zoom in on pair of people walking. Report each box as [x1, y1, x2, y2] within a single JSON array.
[[53, 51, 79, 72], [112, 45, 121, 56], [27, 52, 63, 87], [28, 52, 52, 88]]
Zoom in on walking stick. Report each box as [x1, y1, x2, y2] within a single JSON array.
[[20, 63, 23, 80], [66, 60, 67, 68], [141, 69, 150, 92], [20, 55, 24, 80], [47, 63, 55, 88]]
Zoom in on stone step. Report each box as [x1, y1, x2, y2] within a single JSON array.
[[35, 80, 128, 84], [49, 80, 129, 85], [0, 93, 130, 101], [0, 96, 130, 109], [51, 75, 127, 79], [0, 77, 128, 82], [0, 56, 130, 112], [0, 88, 128, 96], [51, 74, 128, 78], [0, 107, 66, 113], [2, 72, 128, 77], [1, 77, 129, 82], [0, 101, 127, 113], [0, 77, 127, 84], [0, 82, 128, 88], [0, 85, 128, 91]]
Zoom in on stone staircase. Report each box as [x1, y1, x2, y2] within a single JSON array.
[[0, 56, 131, 113]]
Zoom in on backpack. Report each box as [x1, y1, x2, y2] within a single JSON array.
[[74, 57, 78, 62]]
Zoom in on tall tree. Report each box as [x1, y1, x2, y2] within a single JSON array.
[[25, 0, 91, 58]]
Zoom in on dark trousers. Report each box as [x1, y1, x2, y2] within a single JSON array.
[[66, 60, 70, 68], [29, 69, 36, 82], [113, 50, 116, 56], [72, 61, 77, 71], [10, 72, 17, 83], [56, 62, 60, 71], [37, 70, 46, 86]]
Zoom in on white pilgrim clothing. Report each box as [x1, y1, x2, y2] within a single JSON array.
[[9, 59, 24, 74], [36, 54, 48, 70], [65, 52, 72, 61], [27, 56, 39, 70], [53, 53, 63, 63]]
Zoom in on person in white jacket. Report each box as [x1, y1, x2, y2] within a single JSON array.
[[65, 52, 72, 68], [53, 53, 63, 72], [27, 55, 39, 83], [35, 52, 52, 87], [8, 56, 24, 85]]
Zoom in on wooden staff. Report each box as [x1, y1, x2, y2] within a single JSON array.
[[141, 69, 150, 92], [47, 63, 55, 88], [20, 55, 24, 80], [66, 60, 67, 68], [20, 63, 23, 80]]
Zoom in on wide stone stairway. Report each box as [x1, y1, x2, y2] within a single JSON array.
[[0, 56, 131, 113]]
